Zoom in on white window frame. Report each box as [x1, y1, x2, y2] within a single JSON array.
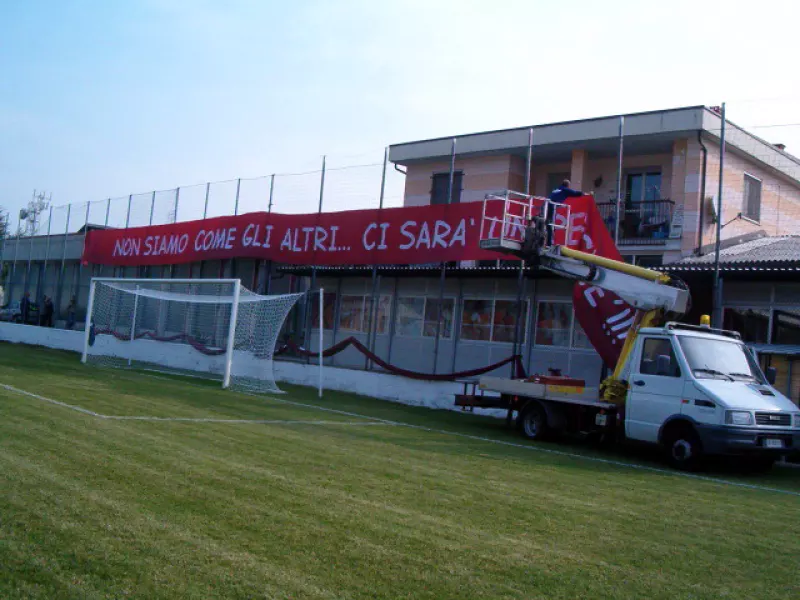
[[742, 172, 762, 224], [459, 297, 530, 345], [394, 295, 457, 340]]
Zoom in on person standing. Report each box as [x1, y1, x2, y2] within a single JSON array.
[[41, 295, 54, 327], [545, 179, 588, 246], [20, 291, 31, 325], [66, 296, 77, 330]]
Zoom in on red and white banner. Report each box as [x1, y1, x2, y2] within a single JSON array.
[[82, 197, 633, 367]]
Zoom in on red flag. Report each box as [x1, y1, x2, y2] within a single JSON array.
[[559, 197, 636, 369]]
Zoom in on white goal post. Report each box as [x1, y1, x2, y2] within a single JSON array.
[[81, 277, 306, 394]]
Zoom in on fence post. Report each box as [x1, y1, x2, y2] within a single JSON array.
[[268, 174, 275, 212], [304, 157, 326, 356], [432, 138, 456, 374], [104, 198, 111, 227], [149, 191, 156, 225], [125, 194, 132, 228], [203, 182, 210, 219], [234, 178, 241, 216], [173, 187, 180, 223], [615, 116, 625, 246], [56, 203, 71, 321]]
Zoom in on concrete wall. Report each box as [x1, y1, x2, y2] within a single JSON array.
[[0, 319, 502, 415]]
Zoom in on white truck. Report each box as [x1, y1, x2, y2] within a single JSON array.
[[461, 192, 800, 471]]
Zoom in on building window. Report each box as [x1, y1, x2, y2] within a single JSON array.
[[338, 295, 367, 332], [460, 299, 528, 343], [625, 170, 662, 202], [312, 292, 337, 330], [572, 318, 593, 349], [430, 172, 463, 205], [535, 301, 572, 347], [772, 309, 800, 345], [743, 173, 762, 222], [723, 307, 769, 344], [396, 297, 455, 338]]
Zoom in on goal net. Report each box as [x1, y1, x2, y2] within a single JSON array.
[[81, 278, 303, 394]]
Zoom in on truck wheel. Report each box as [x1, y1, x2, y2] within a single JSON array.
[[518, 404, 548, 441], [663, 425, 703, 471]]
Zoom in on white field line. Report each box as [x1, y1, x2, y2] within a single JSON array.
[[0, 383, 386, 427], [3, 381, 798, 498]]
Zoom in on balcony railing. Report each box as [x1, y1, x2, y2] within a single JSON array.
[[597, 199, 675, 246]]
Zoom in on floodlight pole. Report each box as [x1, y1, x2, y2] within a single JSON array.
[[222, 279, 242, 389], [319, 287, 324, 398], [81, 279, 97, 364], [128, 285, 140, 366]]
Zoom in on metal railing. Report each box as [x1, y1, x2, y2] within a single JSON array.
[[597, 199, 675, 245]]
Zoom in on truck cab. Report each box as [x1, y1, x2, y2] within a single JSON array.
[[623, 323, 800, 469]]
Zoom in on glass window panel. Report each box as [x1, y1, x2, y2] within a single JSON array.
[[396, 297, 424, 337], [312, 292, 337, 330], [423, 298, 454, 338], [572, 316, 593, 349], [644, 172, 661, 201], [640, 338, 681, 377], [461, 299, 492, 341], [535, 302, 571, 347], [773, 309, 800, 345], [338, 295, 365, 333], [723, 307, 769, 344], [625, 173, 643, 203], [374, 295, 391, 335], [492, 300, 525, 343]]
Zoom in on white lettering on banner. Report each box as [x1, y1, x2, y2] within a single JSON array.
[[581, 284, 605, 308], [363, 223, 377, 250], [451, 219, 466, 247], [113, 238, 141, 257], [399, 221, 416, 250], [280, 228, 292, 251], [277, 226, 343, 253], [362, 222, 391, 251], [315, 226, 328, 251]]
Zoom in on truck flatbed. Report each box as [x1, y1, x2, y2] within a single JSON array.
[[478, 376, 617, 410]]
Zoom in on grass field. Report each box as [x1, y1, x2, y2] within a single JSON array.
[[1, 343, 799, 599]]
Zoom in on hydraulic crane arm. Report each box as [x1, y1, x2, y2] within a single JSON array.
[[537, 245, 689, 315]]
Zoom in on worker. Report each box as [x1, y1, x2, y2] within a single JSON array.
[[549, 179, 585, 204], [543, 179, 587, 246]]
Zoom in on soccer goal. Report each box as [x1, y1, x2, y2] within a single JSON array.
[[81, 278, 304, 394]]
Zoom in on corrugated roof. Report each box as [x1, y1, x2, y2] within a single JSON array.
[[671, 236, 800, 267]]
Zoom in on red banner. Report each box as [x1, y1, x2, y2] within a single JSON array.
[[82, 203, 504, 267], [83, 197, 633, 367]]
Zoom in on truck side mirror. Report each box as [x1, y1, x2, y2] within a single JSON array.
[[765, 367, 777, 385], [656, 354, 672, 376]]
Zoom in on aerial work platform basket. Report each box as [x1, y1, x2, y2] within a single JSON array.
[[478, 190, 572, 256]]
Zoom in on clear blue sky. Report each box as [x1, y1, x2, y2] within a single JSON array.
[[2, 0, 799, 224]]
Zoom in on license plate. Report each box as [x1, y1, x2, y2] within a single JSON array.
[[764, 438, 783, 449], [595, 414, 608, 427]]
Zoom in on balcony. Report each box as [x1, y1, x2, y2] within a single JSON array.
[[597, 200, 675, 246]]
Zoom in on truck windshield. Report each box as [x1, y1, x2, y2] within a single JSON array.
[[678, 336, 764, 383]]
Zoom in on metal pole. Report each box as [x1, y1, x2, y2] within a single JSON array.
[[511, 266, 527, 377], [525, 128, 533, 194], [104, 198, 110, 227], [615, 115, 625, 246], [379, 147, 388, 209], [222, 279, 242, 389], [57, 203, 71, 321], [712, 102, 726, 328], [81, 279, 96, 363], [41, 206, 52, 304], [149, 191, 156, 225], [318, 288, 324, 398], [432, 138, 456, 374], [268, 174, 275, 212], [234, 178, 241, 216], [124, 194, 132, 228], [203, 182, 210, 219], [173, 187, 180, 223], [0, 212, 8, 301], [318, 156, 326, 213], [128, 285, 140, 366]]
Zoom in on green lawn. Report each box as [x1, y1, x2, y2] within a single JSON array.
[[0, 343, 798, 599]]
